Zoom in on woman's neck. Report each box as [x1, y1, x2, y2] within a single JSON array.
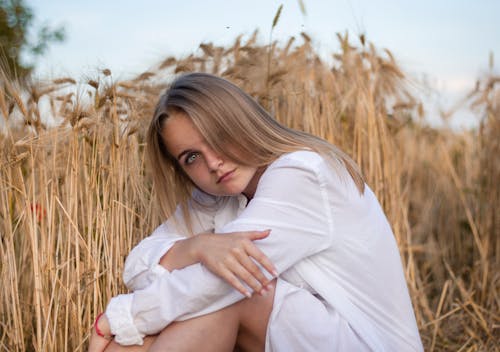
[[242, 166, 267, 200]]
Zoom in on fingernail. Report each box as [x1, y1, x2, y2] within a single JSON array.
[[272, 270, 278, 277], [266, 283, 273, 291], [245, 291, 252, 298]]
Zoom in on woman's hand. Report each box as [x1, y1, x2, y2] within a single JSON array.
[[193, 230, 278, 297], [87, 314, 112, 352], [88, 330, 111, 352]]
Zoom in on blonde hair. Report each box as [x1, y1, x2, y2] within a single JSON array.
[[147, 72, 364, 223]]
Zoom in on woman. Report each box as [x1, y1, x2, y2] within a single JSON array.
[[88, 73, 423, 351]]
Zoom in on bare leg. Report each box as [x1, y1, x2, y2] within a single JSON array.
[[105, 280, 276, 352], [104, 336, 156, 352], [235, 282, 276, 352], [103, 310, 238, 352], [149, 301, 240, 352]]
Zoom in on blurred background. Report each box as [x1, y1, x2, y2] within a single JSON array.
[[24, 0, 500, 128]]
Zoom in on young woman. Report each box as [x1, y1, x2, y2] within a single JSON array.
[[88, 73, 423, 351]]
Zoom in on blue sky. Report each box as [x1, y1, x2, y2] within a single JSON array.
[[27, 0, 500, 128]]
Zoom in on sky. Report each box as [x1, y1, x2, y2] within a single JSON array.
[[26, 0, 500, 129]]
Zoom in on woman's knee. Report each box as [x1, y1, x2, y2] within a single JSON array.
[[237, 279, 276, 332], [104, 285, 277, 352], [103, 336, 155, 352], [148, 306, 241, 352], [238, 279, 276, 316]]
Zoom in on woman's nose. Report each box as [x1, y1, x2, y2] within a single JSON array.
[[205, 149, 223, 171]]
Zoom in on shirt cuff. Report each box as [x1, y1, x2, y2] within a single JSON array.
[[152, 263, 168, 276], [106, 293, 144, 346], [123, 237, 183, 290]]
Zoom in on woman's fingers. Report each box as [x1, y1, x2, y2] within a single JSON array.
[[199, 230, 278, 296], [243, 240, 278, 278], [230, 255, 267, 293], [232, 235, 278, 294], [222, 246, 273, 295], [219, 267, 252, 298], [245, 229, 271, 241]]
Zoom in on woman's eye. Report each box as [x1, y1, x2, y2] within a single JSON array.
[[185, 153, 200, 165]]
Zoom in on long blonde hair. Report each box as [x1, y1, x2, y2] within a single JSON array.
[[147, 72, 364, 222]]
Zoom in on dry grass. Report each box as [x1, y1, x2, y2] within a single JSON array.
[[0, 32, 498, 351]]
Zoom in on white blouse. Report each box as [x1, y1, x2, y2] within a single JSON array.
[[105, 151, 423, 351]]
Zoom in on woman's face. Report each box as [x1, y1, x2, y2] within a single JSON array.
[[161, 111, 261, 198]]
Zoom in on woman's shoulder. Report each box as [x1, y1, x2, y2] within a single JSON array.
[[271, 150, 325, 170], [259, 150, 329, 189], [267, 150, 361, 197]]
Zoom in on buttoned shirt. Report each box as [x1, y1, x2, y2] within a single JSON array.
[[106, 151, 423, 351]]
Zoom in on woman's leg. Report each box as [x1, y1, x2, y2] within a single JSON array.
[[105, 280, 276, 352], [150, 280, 276, 352], [103, 307, 239, 352], [103, 309, 239, 352], [148, 302, 241, 352], [104, 336, 156, 352], [234, 282, 276, 352]]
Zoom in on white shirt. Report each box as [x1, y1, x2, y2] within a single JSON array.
[[106, 151, 423, 351]]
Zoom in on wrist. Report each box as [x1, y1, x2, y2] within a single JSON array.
[[159, 236, 205, 270], [94, 313, 113, 340], [188, 233, 207, 263]]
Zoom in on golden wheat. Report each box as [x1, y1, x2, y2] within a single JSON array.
[[0, 32, 498, 351]]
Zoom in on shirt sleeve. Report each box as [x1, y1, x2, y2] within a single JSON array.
[[122, 192, 218, 291], [107, 152, 335, 345]]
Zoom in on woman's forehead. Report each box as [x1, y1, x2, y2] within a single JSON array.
[[161, 113, 205, 155]]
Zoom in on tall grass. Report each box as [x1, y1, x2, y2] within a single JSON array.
[[0, 32, 498, 351]]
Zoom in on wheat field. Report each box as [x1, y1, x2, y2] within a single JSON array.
[[0, 32, 499, 351]]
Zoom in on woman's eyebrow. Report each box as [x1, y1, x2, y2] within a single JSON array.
[[177, 149, 193, 160]]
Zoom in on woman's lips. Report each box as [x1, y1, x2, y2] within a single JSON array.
[[217, 169, 235, 184]]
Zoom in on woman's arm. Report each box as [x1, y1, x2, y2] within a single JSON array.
[[106, 152, 335, 345], [122, 191, 218, 291], [123, 194, 274, 294], [160, 229, 277, 296]]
